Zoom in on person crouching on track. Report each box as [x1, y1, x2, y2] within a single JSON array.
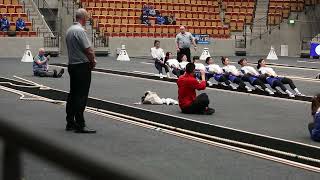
[[257, 58, 304, 97], [205, 57, 236, 89], [309, 94, 320, 142], [33, 48, 64, 78], [150, 40, 170, 78], [165, 52, 184, 77], [238, 58, 274, 95], [221, 56, 252, 92], [177, 63, 215, 115]]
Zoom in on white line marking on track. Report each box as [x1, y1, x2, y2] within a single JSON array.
[[297, 60, 320, 64]]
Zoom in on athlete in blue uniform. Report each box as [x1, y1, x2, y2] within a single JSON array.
[[238, 58, 274, 95], [221, 57, 252, 92], [257, 59, 298, 97]]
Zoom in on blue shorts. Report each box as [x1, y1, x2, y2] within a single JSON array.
[[248, 76, 258, 84], [266, 77, 278, 86], [228, 75, 237, 82]]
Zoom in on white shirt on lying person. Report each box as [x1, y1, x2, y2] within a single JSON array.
[[194, 62, 206, 71], [166, 59, 180, 69], [179, 61, 189, 70], [206, 64, 224, 74], [259, 67, 277, 76], [241, 66, 260, 76], [150, 47, 165, 60], [222, 65, 241, 76]]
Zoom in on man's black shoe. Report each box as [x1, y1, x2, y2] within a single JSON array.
[[57, 69, 64, 77], [74, 126, 97, 134], [65, 123, 76, 131], [203, 107, 215, 115]]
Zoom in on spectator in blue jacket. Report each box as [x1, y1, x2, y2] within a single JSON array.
[[309, 94, 320, 142], [16, 17, 29, 31], [156, 13, 165, 25], [0, 15, 10, 31]]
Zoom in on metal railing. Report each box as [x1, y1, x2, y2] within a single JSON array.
[[37, 31, 60, 48], [33, 0, 56, 21], [0, 116, 149, 180]]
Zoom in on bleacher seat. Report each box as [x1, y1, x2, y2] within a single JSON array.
[[83, 0, 231, 38]]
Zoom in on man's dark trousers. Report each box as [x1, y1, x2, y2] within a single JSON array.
[[66, 62, 91, 127]]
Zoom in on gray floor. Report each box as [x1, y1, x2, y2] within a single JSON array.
[[1, 57, 320, 179]]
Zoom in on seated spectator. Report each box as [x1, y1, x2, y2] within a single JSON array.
[[165, 52, 184, 77], [16, 17, 29, 31], [0, 15, 10, 31], [309, 94, 320, 142], [149, 6, 156, 17], [167, 14, 176, 25], [33, 48, 64, 78], [140, 12, 151, 26], [156, 13, 165, 25], [142, 4, 150, 16], [177, 63, 215, 115]]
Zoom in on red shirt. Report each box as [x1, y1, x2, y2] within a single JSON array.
[[177, 73, 206, 109]]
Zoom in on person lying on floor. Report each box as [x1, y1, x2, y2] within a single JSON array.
[[33, 48, 64, 78], [177, 63, 215, 115], [150, 40, 170, 78], [165, 52, 184, 77], [221, 56, 252, 92], [238, 58, 274, 95], [257, 58, 304, 97], [205, 57, 237, 89], [309, 94, 320, 142]]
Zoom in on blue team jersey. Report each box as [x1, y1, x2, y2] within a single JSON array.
[[311, 112, 320, 141]]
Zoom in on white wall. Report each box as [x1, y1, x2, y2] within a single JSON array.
[[0, 37, 44, 58]]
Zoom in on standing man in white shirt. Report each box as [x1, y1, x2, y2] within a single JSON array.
[[176, 26, 197, 62], [150, 40, 170, 78]]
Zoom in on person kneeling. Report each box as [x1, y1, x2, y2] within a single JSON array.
[[177, 63, 215, 115], [309, 94, 320, 142], [33, 48, 64, 78]]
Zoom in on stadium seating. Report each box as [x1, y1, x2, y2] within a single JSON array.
[[0, 0, 37, 37], [222, 0, 256, 32], [81, 0, 231, 38], [267, 0, 307, 25]]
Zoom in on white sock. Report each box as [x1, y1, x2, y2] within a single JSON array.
[[166, 72, 171, 78], [265, 88, 274, 95], [294, 88, 301, 94]]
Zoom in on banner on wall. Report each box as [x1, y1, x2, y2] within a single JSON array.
[[193, 34, 210, 44], [310, 42, 320, 57]]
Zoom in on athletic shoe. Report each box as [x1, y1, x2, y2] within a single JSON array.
[[57, 69, 64, 77], [207, 81, 213, 87], [245, 86, 252, 92], [288, 93, 295, 98], [229, 84, 237, 90], [159, 73, 163, 79], [295, 92, 306, 96]]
